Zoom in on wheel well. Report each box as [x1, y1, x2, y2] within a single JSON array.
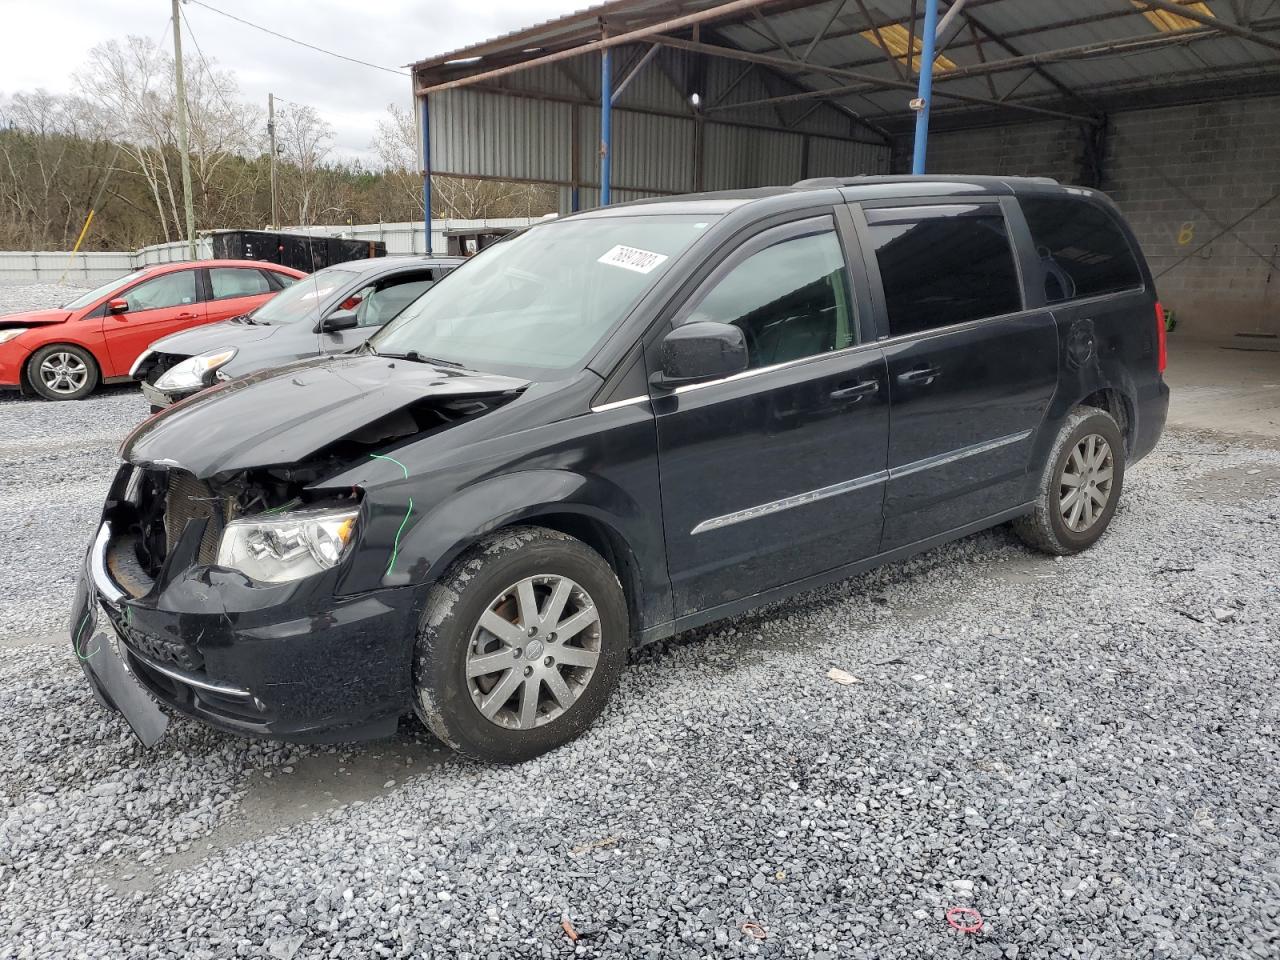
[[506, 512, 642, 644], [1079, 388, 1132, 452], [21, 342, 102, 393]]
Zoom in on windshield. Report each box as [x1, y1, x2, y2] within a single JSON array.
[[371, 215, 715, 376], [62, 270, 149, 310], [252, 267, 358, 324]]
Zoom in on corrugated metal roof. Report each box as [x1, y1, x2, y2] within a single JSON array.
[[416, 1, 1280, 130]]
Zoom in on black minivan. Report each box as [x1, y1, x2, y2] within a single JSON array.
[[73, 176, 1168, 762]]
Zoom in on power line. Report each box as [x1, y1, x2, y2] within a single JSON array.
[[186, 0, 408, 77], [179, 5, 243, 120]]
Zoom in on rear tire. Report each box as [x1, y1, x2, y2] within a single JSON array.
[[1013, 406, 1125, 555], [412, 526, 628, 763], [26, 343, 99, 401]]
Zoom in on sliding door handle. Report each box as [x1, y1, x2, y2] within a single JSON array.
[[829, 379, 880, 401], [897, 365, 941, 387]]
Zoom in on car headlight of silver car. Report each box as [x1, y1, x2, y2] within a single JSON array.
[[216, 506, 359, 583], [153, 347, 237, 392]]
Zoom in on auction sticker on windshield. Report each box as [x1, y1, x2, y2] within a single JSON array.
[[597, 245, 669, 274]]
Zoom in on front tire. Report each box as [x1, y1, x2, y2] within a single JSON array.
[[412, 526, 628, 762], [1013, 406, 1126, 555], [27, 343, 99, 401]]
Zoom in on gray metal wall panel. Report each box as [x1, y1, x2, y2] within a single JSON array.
[[612, 111, 697, 194], [806, 136, 892, 178], [702, 125, 804, 191], [431, 89, 573, 183]]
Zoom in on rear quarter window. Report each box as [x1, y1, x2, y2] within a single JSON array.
[[1020, 197, 1143, 303]]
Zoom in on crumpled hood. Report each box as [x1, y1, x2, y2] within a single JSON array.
[[0, 308, 71, 327], [121, 353, 530, 477], [148, 317, 277, 358]]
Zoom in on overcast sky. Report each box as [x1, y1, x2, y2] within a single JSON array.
[[0, 0, 587, 162]]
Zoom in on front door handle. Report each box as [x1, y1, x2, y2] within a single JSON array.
[[829, 379, 880, 401], [897, 365, 941, 387]]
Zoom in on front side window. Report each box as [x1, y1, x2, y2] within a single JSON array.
[[123, 270, 198, 312], [1021, 197, 1142, 303], [869, 205, 1021, 338], [353, 273, 438, 328], [210, 267, 271, 300], [373, 215, 715, 377], [251, 268, 358, 324], [62, 270, 149, 310], [683, 227, 854, 369]]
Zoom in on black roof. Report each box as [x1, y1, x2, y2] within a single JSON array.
[[562, 175, 1102, 222]]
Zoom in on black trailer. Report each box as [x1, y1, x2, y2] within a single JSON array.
[[444, 226, 516, 257], [210, 230, 385, 273]]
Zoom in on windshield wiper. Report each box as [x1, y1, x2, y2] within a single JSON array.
[[379, 350, 464, 368]]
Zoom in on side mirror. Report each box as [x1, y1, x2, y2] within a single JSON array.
[[107, 298, 129, 314], [319, 311, 359, 333], [652, 320, 749, 389]]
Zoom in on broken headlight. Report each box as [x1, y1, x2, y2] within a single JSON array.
[[216, 506, 358, 583], [154, 347, 237, 392]]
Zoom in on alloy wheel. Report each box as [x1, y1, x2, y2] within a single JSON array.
[[465, 574, 601, 730], [39, 351, 89, 395], [1060, 433, 1114, 532]]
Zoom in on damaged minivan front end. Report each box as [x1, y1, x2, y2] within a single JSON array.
[[74, 353, 528, 743]]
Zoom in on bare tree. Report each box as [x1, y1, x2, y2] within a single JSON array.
[[275, 104, 334, 226]]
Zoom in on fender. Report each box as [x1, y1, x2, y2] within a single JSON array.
[[1026, 314, 1140, 491], [13, 322, 112, 391], [338, 468, 672, 631]]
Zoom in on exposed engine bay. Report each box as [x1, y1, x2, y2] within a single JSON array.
[[112, 390, 519, 589]]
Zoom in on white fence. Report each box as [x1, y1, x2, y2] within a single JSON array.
[[0, 218, 543, 285]]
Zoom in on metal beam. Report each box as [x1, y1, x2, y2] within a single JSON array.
[[911, 0, 940, 173], [601, 44, 613, 204], [660, 36, 1097, 123], [959, 9, 1096, 113], [417, 0, 779, 94], [1140, 0, 1280, 53], [853, 0, 905, 80], [611, 43, 659, 103], [931, 26, 1219, 84], [705, 20, 891, 141], [801, 0, 848, 61], [696, 26, 1213, 119], [934, 0, 971, 52]]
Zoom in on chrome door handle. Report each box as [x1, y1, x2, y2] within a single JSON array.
[[829, 379, 880, 401], [897, 365, 941, 386]]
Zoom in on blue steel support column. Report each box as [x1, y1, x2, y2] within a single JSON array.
[[911, 0, 940, 175], [600, 48, 613, 206], [420, 94, 433, 254]]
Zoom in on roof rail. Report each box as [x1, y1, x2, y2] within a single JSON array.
[[790, 174, 1061, 188], [791, 176, 870, 188]]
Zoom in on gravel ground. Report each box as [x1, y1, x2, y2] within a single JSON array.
[[1, 284, 1278, 957]]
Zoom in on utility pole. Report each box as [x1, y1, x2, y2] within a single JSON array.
[[172, 0, 198, 259], [268, 93, 278, 229]]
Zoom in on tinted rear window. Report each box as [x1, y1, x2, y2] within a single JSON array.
[[868, 205, 1022, 338], [1021, 197, 1142, 303]]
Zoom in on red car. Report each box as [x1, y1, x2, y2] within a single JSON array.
[[0, 260, 306, 400]]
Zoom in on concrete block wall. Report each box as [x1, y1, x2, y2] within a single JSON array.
[[904, 95, 1280, 343]]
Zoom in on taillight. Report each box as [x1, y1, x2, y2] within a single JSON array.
[[1154, 301, 1167, 374]]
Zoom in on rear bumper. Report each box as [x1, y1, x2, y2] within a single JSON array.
[[1130, 377, 1170, 464], [75, 517, 423, 743]]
